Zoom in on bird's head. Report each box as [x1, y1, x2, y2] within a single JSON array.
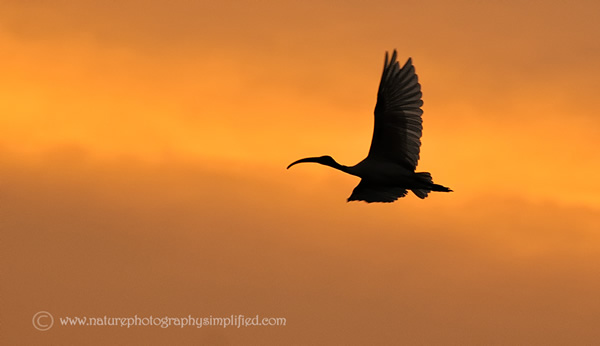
[[287, 155, 340, 169]]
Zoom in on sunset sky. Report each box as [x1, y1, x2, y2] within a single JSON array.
[[2, 0, 600, 344]]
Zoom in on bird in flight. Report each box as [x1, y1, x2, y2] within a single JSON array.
[[287, 50, 452, 203]]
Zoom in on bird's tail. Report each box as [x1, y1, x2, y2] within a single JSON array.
[[411, 172, 452, 199]]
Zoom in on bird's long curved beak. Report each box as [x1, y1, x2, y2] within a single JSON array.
[[286, 157, 319, 169]]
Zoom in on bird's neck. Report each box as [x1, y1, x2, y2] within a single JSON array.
[[326, 160, 357, 177]]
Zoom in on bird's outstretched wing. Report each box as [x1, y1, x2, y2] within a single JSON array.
[[367, 50, 423, 171], [347, 180, 407, 203]]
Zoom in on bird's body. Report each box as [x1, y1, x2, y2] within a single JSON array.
[[348, 158, 413, 183], [288, 50, 452, 203]]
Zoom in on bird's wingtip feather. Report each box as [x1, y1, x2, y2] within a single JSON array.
[[390, 50, 397, 64]]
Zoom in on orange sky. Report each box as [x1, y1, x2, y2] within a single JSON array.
[[2, 0, 600, 344]]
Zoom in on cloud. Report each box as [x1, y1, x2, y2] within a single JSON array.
[[2, 150, 600, 344]]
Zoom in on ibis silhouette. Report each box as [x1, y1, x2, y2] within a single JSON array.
[[287, 50, 452, 202]]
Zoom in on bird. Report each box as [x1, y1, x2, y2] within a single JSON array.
[[287, 50, 452, 203]]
